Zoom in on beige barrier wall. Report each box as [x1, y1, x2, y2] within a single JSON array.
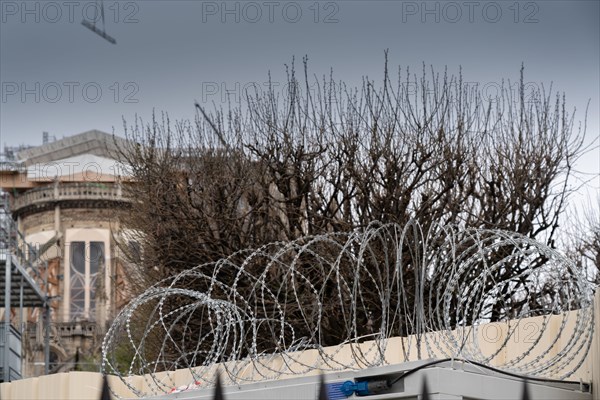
[[2, 294, 599, 400], [0, 372, 140, 400]]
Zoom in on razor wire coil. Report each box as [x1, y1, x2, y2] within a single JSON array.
[[101, 221, 595, 397]]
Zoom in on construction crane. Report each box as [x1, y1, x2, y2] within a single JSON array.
[[81, 0, 117, 44]]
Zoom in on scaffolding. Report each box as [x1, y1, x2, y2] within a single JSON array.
[[0, 192, 49, 382]]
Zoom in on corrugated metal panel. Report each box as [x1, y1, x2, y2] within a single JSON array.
[[0, 325, 22, 382], [143, 361, 592, 400]]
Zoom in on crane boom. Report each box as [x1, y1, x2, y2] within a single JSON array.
[[81, 19, 117, 44], [81, 0, 117, 44]]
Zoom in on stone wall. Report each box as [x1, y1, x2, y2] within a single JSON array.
[[18, 205, 127, 380]]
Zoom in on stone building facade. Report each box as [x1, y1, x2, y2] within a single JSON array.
[[0, 130, 132, 377]]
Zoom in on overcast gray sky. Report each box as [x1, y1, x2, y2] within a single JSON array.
[[1, 1, 598, 196]]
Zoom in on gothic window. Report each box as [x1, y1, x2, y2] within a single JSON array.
[[69, 241, 104, 320], [69, 242, 85, 319], [89, 241, 104, 313]]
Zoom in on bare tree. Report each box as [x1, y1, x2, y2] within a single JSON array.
[[114, 56, 588, 366], [564, 195, 600, 285]]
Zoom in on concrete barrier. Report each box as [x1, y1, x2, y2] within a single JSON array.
[[1, 299, 598, 399]]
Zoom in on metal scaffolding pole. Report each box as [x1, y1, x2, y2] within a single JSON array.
[[3, 254, 12, 383], [19, 277, 23, 331], [44, 259, 49, 376], [44, 304, 49, 375], [1, 198, 48, 382]]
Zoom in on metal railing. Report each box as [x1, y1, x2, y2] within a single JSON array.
[[0, 161, 26, 173], [1, 195, 43, 281], [11, 182, 129, 212], [1, 193, 51, 381]]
